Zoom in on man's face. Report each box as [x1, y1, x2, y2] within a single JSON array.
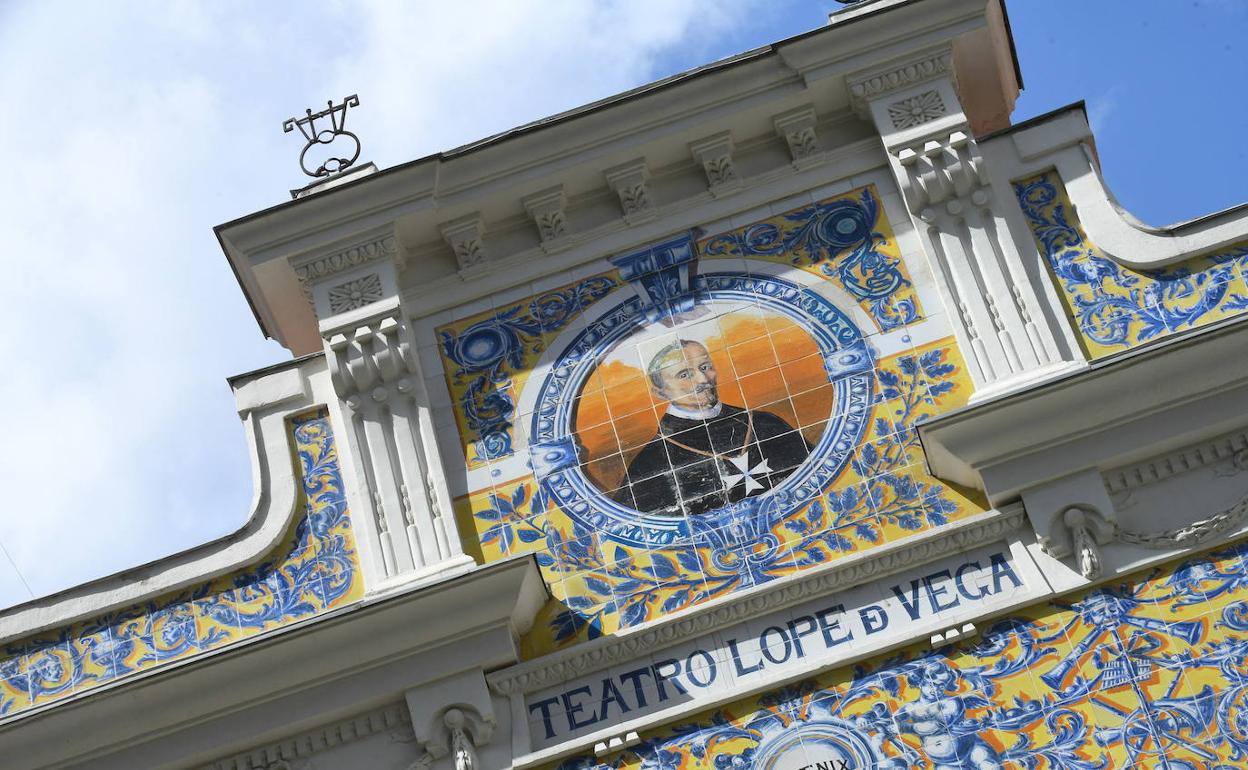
[[655, 342, 720, 410]]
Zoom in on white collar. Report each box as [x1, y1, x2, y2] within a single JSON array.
[[665, 401, 723, 420]]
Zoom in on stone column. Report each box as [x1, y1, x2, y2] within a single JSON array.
[[293, 227, 474, 588], [848, 48, 1086, 401]]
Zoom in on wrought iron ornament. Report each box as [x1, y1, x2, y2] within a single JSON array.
[[283, 95, 361, 178]]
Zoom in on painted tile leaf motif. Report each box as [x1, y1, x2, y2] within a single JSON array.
[[0, 409, 362, 717], [702, 186, 922, 330], [1014, 172, 1248, 358], [440, 276, 622, 465], [550, 539, 1248, 770]]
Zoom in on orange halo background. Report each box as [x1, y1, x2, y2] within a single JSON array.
[[572, 310, 834, 495]]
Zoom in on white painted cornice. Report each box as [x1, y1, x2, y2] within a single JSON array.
[[920, 314, 1248, 594], [488, 506, 1023, 697], [981, 105, 1248, 269], [919, 316, 1248, 503], [0, 355, 324, 646], [216, 0, 1015, 354], [201, 702, 411, 770], [400, 137, 888, 319], [0, 557, 547, 769], [1104, 428, 1248, 495]]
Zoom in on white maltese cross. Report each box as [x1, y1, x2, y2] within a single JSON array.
[[721, 452, 771, 493]]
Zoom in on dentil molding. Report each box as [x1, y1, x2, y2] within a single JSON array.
[[200, 703, 412, 770], [1104, 429, 1248, 494]]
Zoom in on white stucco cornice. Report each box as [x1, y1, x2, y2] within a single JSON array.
[[216, 0, 1018, 354], [919, 316, 1248, 502], [0, 557, 547, 770], [0, 355, 325, 646], [979, 103, 1248, 270], [920, 316, 1248, 596]]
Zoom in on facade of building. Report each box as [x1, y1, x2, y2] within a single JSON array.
[[4, 1, 1248, 768]]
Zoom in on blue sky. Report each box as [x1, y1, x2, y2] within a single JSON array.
[[0, 0, 1242, 610]]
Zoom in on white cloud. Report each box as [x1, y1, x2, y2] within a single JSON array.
[[0, 0, 762, 609], [1087, 85, 1122, 136]]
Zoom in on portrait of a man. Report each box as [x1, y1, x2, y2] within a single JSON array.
[[613, 339, 811, 516]]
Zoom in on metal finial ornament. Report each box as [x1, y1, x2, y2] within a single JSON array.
[[283, 95, 361, 178]]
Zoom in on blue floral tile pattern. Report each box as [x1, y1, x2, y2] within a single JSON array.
[[0, 408, 362, 717], [439, 186, 981, 659], [551, 538, 1248, 770], [1014, 172, 1248, 358]]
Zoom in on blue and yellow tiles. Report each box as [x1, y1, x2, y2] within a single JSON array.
[[437, 187, 986, 658], [550, 537, 1248, 770], [1014, 172, 1248, 359], [0, 409, 362, 718]]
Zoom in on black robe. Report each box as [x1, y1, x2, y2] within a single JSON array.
[[614, 404, 811, 516]]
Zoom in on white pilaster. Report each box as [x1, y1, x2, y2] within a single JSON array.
[[849, 49, 1086, 401], [296, 227, 474, 591]]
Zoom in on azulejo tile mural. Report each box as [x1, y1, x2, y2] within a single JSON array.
[[438, 186, 987, 657], [1015, 172, 1248, 359], [0, 409, 362, 718], [551, 538, 1248, 770]]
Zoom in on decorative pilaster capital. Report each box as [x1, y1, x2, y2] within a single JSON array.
[[689, 131, 742, 197], [322, 301, 420, 408], [773, 105, 822, 169], [440, 213, 487, 271], [895, 130, 990, 215], [603, 158, 655, 224], [846, 47, 954, 113], [521, 186, 570, 252]]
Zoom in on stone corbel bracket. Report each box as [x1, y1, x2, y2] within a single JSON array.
[[406, 670, 496, 765], [688, 131, 742, 198], [920, 317, 1248, 592], [521, 186, 571, 253], [441, 213, 487, 273], [603, 158, 655, 225], [772, 105, 822, 170]]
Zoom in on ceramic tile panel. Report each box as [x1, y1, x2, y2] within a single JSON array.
[[1015, 172, 1248, 359], [0, 408, 362, 719], [436, 186, 987, 658], [550, 537, 1248, 770]]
